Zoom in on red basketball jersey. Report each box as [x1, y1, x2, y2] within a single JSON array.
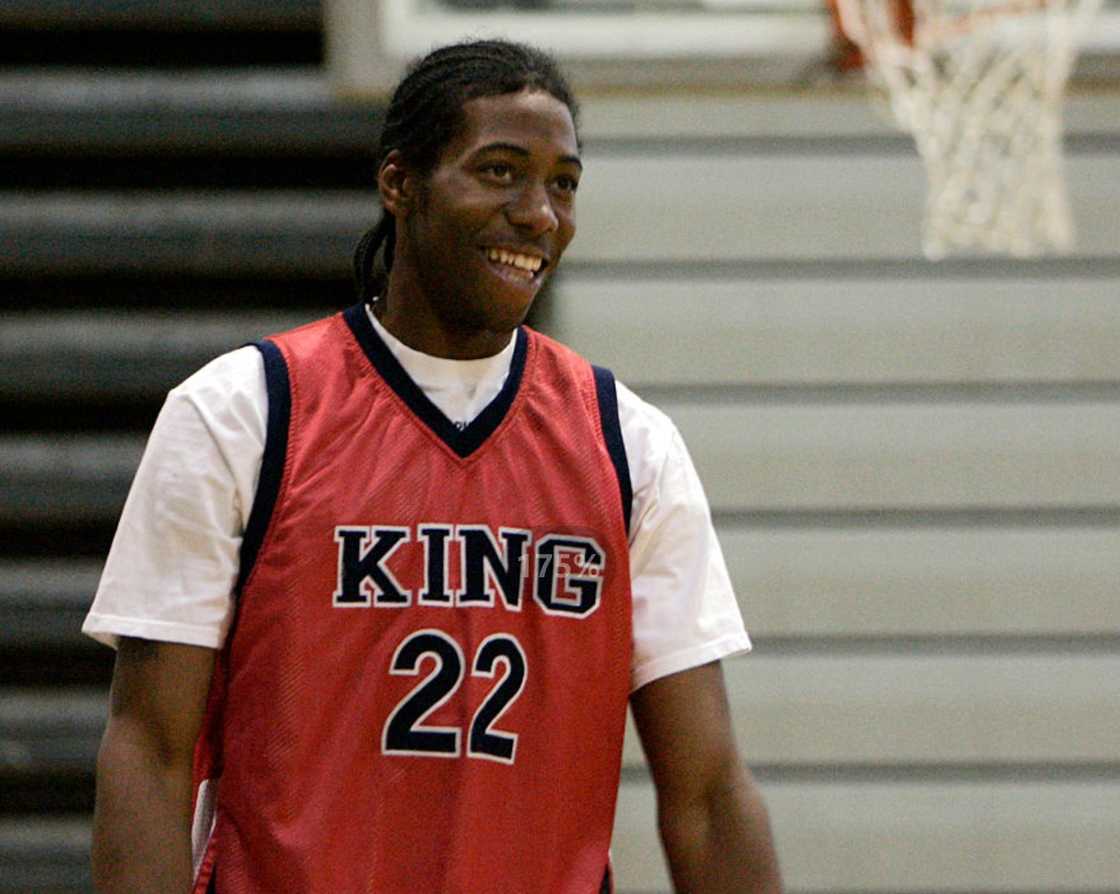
[[192, 305, 634, 894]]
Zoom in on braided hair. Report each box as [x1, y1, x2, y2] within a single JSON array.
[[353, 40, 579, 304]]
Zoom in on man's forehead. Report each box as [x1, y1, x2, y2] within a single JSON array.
[[457, 90, 579, 157]]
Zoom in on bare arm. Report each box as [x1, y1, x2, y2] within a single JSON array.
[[92, 637, 217, 893], [630, 660, 782, 894]]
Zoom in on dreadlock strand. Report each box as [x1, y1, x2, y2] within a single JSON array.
[[352, 214, 395, 303]]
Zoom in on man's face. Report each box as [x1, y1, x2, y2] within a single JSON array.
[[394, 88, 581, 339]]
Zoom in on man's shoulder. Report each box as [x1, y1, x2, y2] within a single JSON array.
[[524, 324, 582, 360], [264, 308, 348, 352], [612, 377, 681, 475], [173, 344, 265, 405], [524, 325, 618, 383], [613, 378, 674, 434], [522, 327, 679, 455], [172, 307, 344, 404]]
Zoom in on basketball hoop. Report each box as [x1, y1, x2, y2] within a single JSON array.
[[833, 0, 1102, 258]]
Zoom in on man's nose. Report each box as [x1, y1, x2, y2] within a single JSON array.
[[506, 182, 559, 236]]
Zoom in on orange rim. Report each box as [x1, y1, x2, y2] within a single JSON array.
[[829, 0, 917, 70]]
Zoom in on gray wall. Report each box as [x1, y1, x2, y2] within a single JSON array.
[[553, 90, 1120, 893]]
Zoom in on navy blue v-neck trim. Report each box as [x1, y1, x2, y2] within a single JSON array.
[[342, 303, 529, 459]]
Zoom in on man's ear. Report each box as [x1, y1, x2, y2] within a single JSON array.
[[378, 150, 414, 218]]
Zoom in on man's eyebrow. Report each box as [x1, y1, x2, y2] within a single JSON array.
[[475, 142, 583, 170]]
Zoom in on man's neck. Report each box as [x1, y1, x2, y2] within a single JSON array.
[[372, 298, 514, 361]]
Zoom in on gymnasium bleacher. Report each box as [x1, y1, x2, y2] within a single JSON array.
[[1, 3, 350, 889], [558, 89, 1120, 891], [2, 1, 1119, 892]]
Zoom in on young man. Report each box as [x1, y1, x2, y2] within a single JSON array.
[[86, 40, 782, 893]]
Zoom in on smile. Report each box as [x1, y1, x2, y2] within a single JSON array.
[[484, 247, 545, 280]]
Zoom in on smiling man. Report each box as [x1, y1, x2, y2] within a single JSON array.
[[85, 40, 782, 893], [375, 87, 581, 356]]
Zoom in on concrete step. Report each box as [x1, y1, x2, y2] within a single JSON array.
[[5, 398, 1120, 522], [0, 436, 140, 526], [0, 30, 320, 72], [0, 1, 321, 70], [5, 521, 1119, 647], [0, 0, 319, 29], [0, 192, 368, 277], [0, 71, 378, 155], [553, 274, 1120, 387], [616, 776, 1120, 892], [0, 818, 91, 893], [5, 651, 1119, 780], [0, 561, 102, 648], [0, 690, 105, 776], [0, 312, 308, 403]]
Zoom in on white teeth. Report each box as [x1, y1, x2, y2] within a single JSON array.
[[487, 248, 543, 275]]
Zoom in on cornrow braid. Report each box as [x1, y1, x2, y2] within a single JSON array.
[[353, 215, 395, 305], [352, 39, 578, 304]]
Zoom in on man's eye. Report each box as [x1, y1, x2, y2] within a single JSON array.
[[483, 163, 514, 181], [554, 175, 579, 195]]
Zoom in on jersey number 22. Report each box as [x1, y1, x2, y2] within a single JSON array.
[[382, 629, 527, 764]]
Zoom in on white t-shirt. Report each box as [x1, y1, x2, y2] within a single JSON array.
[[83, 312, 750, 691]]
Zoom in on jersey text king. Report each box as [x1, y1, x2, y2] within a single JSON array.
[[332, 524, 606, 617]]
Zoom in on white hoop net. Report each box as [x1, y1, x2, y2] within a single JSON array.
[[835, 0, 1103, 258]]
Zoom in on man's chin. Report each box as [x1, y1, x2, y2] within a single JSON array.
[[489, 294, 538, 333], [467, 282, 542, 333]]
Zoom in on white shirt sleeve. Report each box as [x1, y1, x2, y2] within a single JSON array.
[[81, 347, 267, 650], [83, 348, 751, 685], [616, 380, 751, 692]]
